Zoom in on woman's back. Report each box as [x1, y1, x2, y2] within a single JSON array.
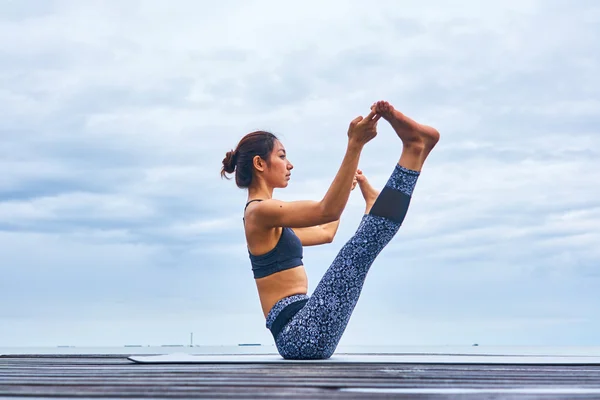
[[244, 200, 308, 317]]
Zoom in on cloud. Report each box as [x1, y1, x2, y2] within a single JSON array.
[[0, 0, 599, 347]]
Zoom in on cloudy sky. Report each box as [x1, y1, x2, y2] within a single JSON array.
[[1, 0, 599, 349]]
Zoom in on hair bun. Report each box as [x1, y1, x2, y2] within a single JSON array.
[[222, 149, 237, 174]]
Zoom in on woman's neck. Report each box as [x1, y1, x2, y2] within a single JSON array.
[[247, 180, 273, 201]]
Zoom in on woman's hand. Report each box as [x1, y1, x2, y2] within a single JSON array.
[[347, 110, 381, 148]]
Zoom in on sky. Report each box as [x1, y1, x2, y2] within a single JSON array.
[[1, 0, 599, 348]]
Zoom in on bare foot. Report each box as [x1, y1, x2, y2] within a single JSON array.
[[355, 169, 379, 214], [372, 101, 440, 162]]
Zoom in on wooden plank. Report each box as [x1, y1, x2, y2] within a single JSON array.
[[126, 353, 600, 365], [0, 355, 599, 399]]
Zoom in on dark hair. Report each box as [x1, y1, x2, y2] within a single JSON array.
[[221, 130, 279, 188]]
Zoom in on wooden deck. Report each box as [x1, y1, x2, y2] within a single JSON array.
[[1, 354, 600, 399]]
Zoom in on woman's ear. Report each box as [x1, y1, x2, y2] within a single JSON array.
[[253, 155, 265, 172]]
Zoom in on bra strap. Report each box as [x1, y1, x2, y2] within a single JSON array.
[[244, 199, 264, 211]]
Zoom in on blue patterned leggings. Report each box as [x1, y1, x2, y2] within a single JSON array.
[[265, 164, 420, 359]]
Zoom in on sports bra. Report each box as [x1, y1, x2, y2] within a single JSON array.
[[244, 199, 304, 279]]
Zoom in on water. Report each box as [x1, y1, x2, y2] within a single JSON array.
[[2, 345, 600, 356]]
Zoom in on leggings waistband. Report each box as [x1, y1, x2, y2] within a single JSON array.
[[266, 294, 309, 339]]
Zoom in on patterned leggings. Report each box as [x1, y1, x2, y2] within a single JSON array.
[[265, 164, 420, 359]]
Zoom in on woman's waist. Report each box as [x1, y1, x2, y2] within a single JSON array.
[[255, 266, 308, 317]]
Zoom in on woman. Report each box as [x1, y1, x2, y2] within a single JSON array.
[[221, 100, 439, 359]]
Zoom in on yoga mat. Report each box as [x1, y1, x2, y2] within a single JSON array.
[[127, 353, 600, 365]]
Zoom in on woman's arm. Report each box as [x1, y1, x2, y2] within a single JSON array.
[[249, 111, 380, 229], [287, 171, 359, 245], [320, 219, 341, 241], [292, 219, 340, 246]]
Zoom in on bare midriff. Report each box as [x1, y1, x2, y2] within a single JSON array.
[[255, 266, 308, 318]]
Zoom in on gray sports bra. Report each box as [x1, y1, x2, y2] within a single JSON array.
[[244, 200, 304, 279]]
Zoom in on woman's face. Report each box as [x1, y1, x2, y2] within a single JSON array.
[[266, 140, 294, 188]]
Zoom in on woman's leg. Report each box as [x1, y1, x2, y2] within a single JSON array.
[[273, 102, 439, 360], [273, 164, 418, 359]]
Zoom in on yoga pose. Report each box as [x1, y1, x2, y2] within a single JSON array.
[[221, 101, 439, 359]]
